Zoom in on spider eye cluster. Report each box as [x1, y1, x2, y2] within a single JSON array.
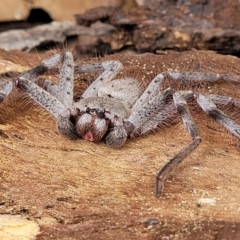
[[84, 106, 109, 119]]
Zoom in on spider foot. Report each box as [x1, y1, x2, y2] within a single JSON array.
[[155, 178, 164, 198]]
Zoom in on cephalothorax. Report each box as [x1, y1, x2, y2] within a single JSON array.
[[1, 51, 240, 197]]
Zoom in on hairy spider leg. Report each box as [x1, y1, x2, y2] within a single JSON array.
[[156, 91, 201, 198], [155, 91, 240, 198], [132, 74, 165, 112], [17, 77, 79, 139], [127, 86, 201, 197], [129, 70, 240, 137], [15, 52, 76, 138], [206, 94, 240, 108], [17, 78, 67, 118], [29, 53, 123, 103], [38, 56, 123, 101], [0, 52, 73, 103], [166, 71, 240, 83], [179, 90, 240, 134], [12, 52, 75, 116], [128, 88, 176, 136], [177, 90, 240, 110], [0, 59, 49, 103], [81, 60, 123, 98], [0, 81, 15, 103], [57, 52, 74, 108], [196, 93, 240, 139], [43, 60, 124, 101]]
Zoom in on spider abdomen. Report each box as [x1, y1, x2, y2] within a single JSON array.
[[97, 78, 143, 108]]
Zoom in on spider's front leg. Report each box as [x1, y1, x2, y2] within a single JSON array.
[[16, 77, 79, 139], [16, 51, 80, 139]]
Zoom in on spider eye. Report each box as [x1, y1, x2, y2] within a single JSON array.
[[85, 107, 91, 113], [96, 108, 105, 119]]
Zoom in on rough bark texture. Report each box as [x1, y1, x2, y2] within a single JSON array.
[[0, 0, 127, 22], [0, 49, 240, 239], [0, 0, 136, 51], [75, 0, 240, 55], [0, 21, 117, 52], [1, 0, 239, 55]]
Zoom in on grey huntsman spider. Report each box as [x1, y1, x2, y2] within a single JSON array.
[[1, 51, 240, 197]]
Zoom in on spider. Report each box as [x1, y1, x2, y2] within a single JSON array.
[[1, 51, 240, 198]]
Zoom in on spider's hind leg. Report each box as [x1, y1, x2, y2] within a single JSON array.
[[0, 52, 66, 104], [0, 57, 51, 104], [196, 93, 240, 139], [155, 91, 201, 198]]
